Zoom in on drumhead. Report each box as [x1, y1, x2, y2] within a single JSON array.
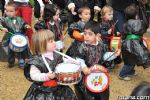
[[55, 63, 81, 73], [10, 34, 27, 47], [85, 71, 110, 93]]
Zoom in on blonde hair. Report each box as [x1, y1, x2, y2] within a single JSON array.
[[101, 5, 113, 19], [31, 29, 54, 54]]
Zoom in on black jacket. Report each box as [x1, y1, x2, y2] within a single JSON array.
[[112, 0, 136, 11]]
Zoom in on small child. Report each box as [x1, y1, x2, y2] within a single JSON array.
[[24, 29, 77, 100], [34, 4, 63, 42], [0, 1, 30, 68], [99, 5, 114, 45], [74, 21, 121, 100], [119, 4, 150, 81], [99, 5, 122, 67], [66, 6, 91, 57]]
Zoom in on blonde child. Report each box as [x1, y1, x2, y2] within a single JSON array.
[[99, 5, 122, 67], [24, 30, 77, 100]]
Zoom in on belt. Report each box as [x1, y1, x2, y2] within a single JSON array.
[[43, 80, 58, 87], [126, 34, 140, 40]]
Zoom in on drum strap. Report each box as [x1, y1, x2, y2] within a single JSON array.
[[42, 55, 52, 73], [88, 46, 98, 65]]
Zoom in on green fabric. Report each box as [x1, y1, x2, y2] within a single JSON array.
[[126, 34, 140, 40], [6, 16, 22, 33]]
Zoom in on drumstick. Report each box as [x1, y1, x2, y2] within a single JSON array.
[[54, 50, 80, 64]]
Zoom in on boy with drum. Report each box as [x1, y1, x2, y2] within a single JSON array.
[[0, 1, 31, 68], [74, 21, 121, 100]]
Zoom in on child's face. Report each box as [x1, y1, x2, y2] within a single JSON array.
[[53, 9, 60, 21], [79, 9, 91, 22], [83, 29, 97, 45], [46, 39, 56, 52], [103, 11, 113, 21], [5, 6, 16, 18]]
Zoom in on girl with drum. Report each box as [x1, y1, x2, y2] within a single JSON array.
[[66, 6, 91, 57], [24, 29, 77, 100], [99, 5, 122, 68], [0, 1, 31, 68], [74, 21, 121, 100]]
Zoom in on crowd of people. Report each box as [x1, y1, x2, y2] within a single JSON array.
[[0, 0, 150, 100]]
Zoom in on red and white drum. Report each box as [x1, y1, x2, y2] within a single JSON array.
[[55, 63, 82, 85], [9, 34, 28, 52], [110, 37, 121, 51], [85, 64, 110, 93]]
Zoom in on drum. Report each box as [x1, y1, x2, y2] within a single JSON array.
[[55, 41, 65, 50], [9, 34, 28, 52], [85, 64, 110, 93], [143, 37, 150, 51], [110, 37, 121, 51], [55, 63, 82, 85]]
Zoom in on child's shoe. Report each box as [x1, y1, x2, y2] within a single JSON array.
[[18, 59, 25, 69], [119, 76, 131, 81]]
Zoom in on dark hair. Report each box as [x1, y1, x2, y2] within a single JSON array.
[[84, 21, 100, 34], [124, 4, 138, 20], [6, 1, 17, 10], [43, 4, 59, 22], [130, 81, 150, 98], [78, 6, 90, 15]]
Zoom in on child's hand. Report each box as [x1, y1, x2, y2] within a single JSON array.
[[47, 73, 56, 79], [1, 28, 8, 33], [26, 25, 31, 29], [108, 28, 112, 34], [94, 6, 101, 14], [83, 67, 91, 75], [70, 7, 77, 15], [115, 49, 121, 56], [116, 32, 121, 36]]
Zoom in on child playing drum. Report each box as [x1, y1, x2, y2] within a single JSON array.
[[99, 5, 122, 68], [0, 1, 31, 68], [74, 21, 121, 100], [24, 29, 77, 100], [66, 6, 91, 57]]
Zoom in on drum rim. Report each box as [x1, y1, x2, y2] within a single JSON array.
[[90, 64, 107, 73], [10, 33, 28, 48], [85, 70, 110, 93]]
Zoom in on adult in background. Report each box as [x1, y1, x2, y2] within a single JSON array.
[[0, 0, 5, 16]]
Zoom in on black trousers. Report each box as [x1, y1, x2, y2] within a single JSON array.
[[8, 47, 30, 64]]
